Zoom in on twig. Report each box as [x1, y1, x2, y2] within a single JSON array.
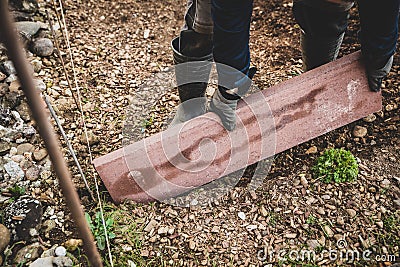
[[45, 9, 80, 109], [43, 93, 96, 202]]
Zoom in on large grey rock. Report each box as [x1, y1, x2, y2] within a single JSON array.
[[29, 256, 53, 267], [4, 160, 25, 180], [31, 38, 54, 57], [14, 21, 46, 39]]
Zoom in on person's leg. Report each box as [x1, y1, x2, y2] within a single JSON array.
[[170, 0, 213, 126], [292, 0, 354, 71], [357, 0, 399, 91], [209, 0, 253, 131]]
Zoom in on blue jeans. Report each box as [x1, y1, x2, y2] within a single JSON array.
[[211, 0, 253, 99], [293, 0, 399, 64]]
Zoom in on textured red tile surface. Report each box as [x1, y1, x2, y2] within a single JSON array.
[[93, 52, 382, 203]]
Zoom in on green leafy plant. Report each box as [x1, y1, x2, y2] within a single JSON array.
[[85, 211, 116, 250], [8, 184, 26, 201], [312, 148, 358, 183]]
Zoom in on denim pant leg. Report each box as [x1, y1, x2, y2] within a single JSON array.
[[212, 0, 253, 98], [183, 0, 213, 34], [357, 0, 399, 62]]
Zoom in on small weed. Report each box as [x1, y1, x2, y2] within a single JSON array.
[[306, 214, 317, 225], [85, 211, 116, 251], [8, 184, 26, 200], [312, 148, 358, 183]]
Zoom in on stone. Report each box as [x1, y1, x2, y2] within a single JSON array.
[[285, 233, 297, 239], [55, 246, 67, 257], [31, 38, 54, 57], [1, 60, 16, 75], [189, 240, 196, 250], [13, 242, 43, 264], [353, 126, 367, 138], [306, 239, 320, 249], [52, 256, 73, 267], [34, 79, 46, 91], [4, 197, 43, 241], [0, 224, 10, 253], [346, 208, 357, 218], [305, 145, 318, 154], [0, 141, 11, 156], [14, 21, 46, 39], [80, 131, 100, 146], [33, 148, 48, 161], [30, 59, 42, 73], [25, 165, 40, 181], [144, 219, 157, 232], [363, 113, 376, 123], [4, 160, 25, 180], [63, 239, 83, 252], [336, 216, 344, 225], [238, 212, 246, 220], [16, 102, 32, 122], [323, 225, 334, 238], [16, 143, 34, 155], [29, 256, 54, 267]]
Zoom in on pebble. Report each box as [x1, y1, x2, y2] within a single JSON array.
[[33, 148, 48, 161], [346, 209, 357, 218], [353, 125, 367, 138], [305, 146, 318, 154], [25, 165, 40, 181], [55, 246, 67, 257], [189, 240, 196, 250], [31, 38, 54, 57], [238, 212, 246, 220], [323, 225, 334, 238], [63, 239, 82, 252], [144, 219, 157, 232], [16, 143, 34, 155], [4, 160, 25, 180], [363, 113, 376, 123], [336, 216, 344, 225], [306, 239, 320, 249], [1, 60, 16, 75], [0, 224, 10, 253], [259, 205, 268, 217]]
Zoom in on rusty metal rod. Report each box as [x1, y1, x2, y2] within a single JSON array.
[[0, 2, 103, 266]]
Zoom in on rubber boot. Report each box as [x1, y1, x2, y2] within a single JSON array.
[[170, 34, 213, 126], [209, 67, 256, 131], [365, 55, 393, 92], [300, 30, 345, 71]]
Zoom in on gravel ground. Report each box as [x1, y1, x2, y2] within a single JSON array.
[[0, 0, 399, 266]]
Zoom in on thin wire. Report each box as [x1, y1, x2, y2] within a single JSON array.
[[54, 0, 114, 265]]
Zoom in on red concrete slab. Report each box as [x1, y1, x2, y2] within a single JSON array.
[[93, 51, 382, 203]]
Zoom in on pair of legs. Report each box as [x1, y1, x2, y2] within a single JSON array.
[[171, 0, 399, 127], [171, 0, 253, 130], [293, 0, 399, 90]]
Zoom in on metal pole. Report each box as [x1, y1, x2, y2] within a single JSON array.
[[0, 2, 103, 266]]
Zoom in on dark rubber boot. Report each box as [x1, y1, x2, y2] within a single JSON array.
[[170, 35, 213, 126], [301, 31, 345, 71]]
